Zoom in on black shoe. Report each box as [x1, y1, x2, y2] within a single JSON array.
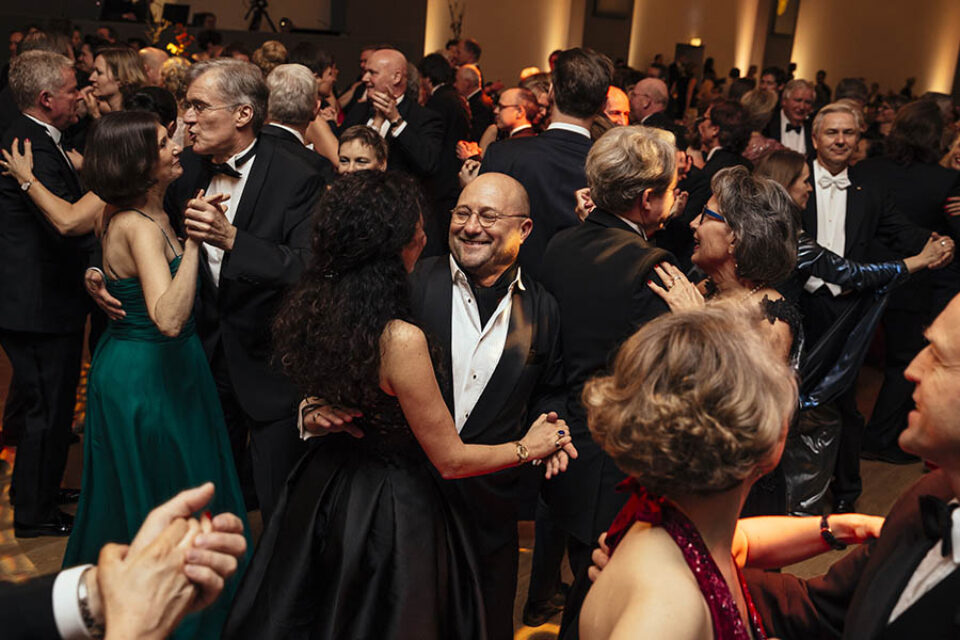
[[57, 488, 81, 504], [833, 499, 856, 514], [14, 510, 74, 538], [860, 447, 920, 465]]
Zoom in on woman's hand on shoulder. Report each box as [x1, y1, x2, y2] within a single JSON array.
[[647, 262, 704, 311], [0, 137, 36, 186]]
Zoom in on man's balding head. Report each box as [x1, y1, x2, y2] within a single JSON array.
[[449, 173, 532, 285], [454, 64, 482, 98], [604, 86, 630, 126], [363, 48, 408, 96], [629, 77, 668, 121], [139, 47, 169, 87]]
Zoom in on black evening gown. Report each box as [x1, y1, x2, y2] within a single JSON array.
[[223, 395, 487, 639]]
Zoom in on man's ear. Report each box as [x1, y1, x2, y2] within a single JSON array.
[[235, 104, 254, 129], [313, 98, 322, 120], [37, 89, 54, 112], [519, 216, 533, 242]]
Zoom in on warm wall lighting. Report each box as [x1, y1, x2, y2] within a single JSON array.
[[689, 37, 702, 47]]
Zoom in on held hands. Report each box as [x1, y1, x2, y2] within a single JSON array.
[[647, 262, 705, 311], [457, 140, 481, 161], [301, 396, 364, 439], [0, 137, 36, 186], [85, 268, 126, 320], [184, 190, 235, 250], [828, 513, 884, 545], [925, 233, 955, 270], [520, 411, 578, 476]]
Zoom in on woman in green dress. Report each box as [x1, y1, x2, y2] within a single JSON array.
[[61, 110, 251, 638]]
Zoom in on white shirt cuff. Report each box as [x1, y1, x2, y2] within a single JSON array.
[[298, 398, 322, 441], [390, 120, 408, 137], [53, 564, 95, 640]]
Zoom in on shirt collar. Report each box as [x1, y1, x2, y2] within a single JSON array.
[[224, 139, 258, 172], [24, 113, 62, 145], [548, 122, 591, 139], [813, 158, 848, 182], [706, 146, 721, 162], [268, 122, 305, 145], [466, 88, 482, 101], [510, 123, 532, 135], [448, 254, 526, 291], [614, 214, 647, 240]]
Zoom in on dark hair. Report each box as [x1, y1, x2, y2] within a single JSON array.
[[197, 29, 222, 50], [728, 77, 756, 102], [123, 86, 178, 128], [513, 87, 539, 121], [224, 42, 252, 59], [273, 172, 424, 405], [709, 99, 751, 154], [551, 48, 613, 119], [338, 125, 388, 165], [760, 66, 786, 87], [417, 52, 454, 86], [461, 38, 482, 61], [444, 38, 459, 49], [82, 111, 161, 207], [885, 100, 944, 166], [288, 41, 334, 76], [835, 77, 869, 104]]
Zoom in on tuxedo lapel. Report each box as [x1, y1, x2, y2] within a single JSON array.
[[416, 258, 455, 410], [844, 181, 866, 256], [803, 168, 818, 237], [459, 286, 533, 441], [231, 136, 272, 232]]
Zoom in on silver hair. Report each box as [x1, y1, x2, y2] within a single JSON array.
[[782, 78, 814, 100], [586, 125, 677, 215], [710, 166, 798, 285], [812, 100, 865, 137], [266, 63, 317, 126], [9, 50, 73, 111], [187, 59, 269, 133]]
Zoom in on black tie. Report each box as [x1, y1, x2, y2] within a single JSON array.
[[786, 123, 803, 134], [920, 495, 958, 557], [207, 143, 257, 179]]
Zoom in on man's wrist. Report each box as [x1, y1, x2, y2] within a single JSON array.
[[224, 225, 238, 251], [79, 566, 106, 638]]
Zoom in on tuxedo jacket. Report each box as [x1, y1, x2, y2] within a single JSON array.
[[0, 115, 92, 333], [3, 573, 58, 639], [468, 90, 495, 143], [660, 148, 750, 270], [259, 123, 336, 186], [639, 110, 672, 129], [746, 469, 960, 639], [852, 157, 960, 314], [763, 109, 814, 158], [164, 133, 324, 421], [410, 256, 564, 554], [539, 210, 673, 542], [480, 128, 593, 279], [340, 92, 443, 181]]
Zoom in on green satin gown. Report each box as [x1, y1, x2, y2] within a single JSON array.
[[63, 227, 252, 639]]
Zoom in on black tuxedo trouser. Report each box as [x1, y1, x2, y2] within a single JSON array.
[[864, 308, 926, 453], [210, 343, 303, 527], [0, 329, 83, 524], [800, 291, 864, 503]]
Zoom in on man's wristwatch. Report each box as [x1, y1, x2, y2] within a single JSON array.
[[514, 441, 529, 465], [77, 567, 106, 639], [820, 514, 848, 550], [389, 117, 404, 130], [20, 179, 32, 192]]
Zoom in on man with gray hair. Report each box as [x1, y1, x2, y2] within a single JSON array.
[[455, 63, 494, 142], [764, 78, 816, 156], [263, 63, 335, 180], [0, 50, 88, 537], [539, 124, 678, 591], [628, 76, 670, 128], [86, 59, 325, 522]]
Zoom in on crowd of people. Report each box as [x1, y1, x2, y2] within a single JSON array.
[[1, 16, 960, 640]]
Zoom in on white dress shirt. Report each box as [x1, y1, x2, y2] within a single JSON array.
[[546, 122, 591, 139], [52, 564, 95, 639], [889, 500, 960, 622], [804, 161, 850, 296], [449, 255, 524, 432], [367, 93, 408, 137], [614, 214, 647, 240], [780, 110, 807, 155], [509, 123, 532, 137], [205, 139, 257, 286]]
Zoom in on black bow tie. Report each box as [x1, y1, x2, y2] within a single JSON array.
[[786, 123, 803, 134], [207, 143, 257, 179], [920, 495, 958, 557]]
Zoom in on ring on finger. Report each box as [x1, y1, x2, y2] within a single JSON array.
[[531, 459, 543, 466]]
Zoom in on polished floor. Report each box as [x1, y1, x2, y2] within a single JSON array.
[[0, 350, 923, 638]]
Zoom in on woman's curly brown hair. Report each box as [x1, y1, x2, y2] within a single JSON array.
[[273, 171, 425, 407], [584, 305, 797, 496]]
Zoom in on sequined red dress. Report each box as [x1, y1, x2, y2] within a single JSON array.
[[605, 480, 767, 640]]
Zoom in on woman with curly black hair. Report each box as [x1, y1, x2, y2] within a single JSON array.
[[225, 171, 575, 640]]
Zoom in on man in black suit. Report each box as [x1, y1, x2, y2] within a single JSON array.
[[659, 98, 751, 269], [540, 125, 678, 586], [480, 47, 612, 279], [0, 50, 90, 537], [89, 60, 324, 524], [262, 63, 336, 183], [763, 78, 815, 157], [747, 294, 960, 640], [628, 77, 671, 128], [5, 483, 247, 640], [304, 172, 566, 639], [455, 63, 494, 143], [418, 52, 471, 255], [799, 101, 949, 513]]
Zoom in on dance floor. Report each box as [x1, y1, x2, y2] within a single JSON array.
[[0, 350, 922, 638]]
